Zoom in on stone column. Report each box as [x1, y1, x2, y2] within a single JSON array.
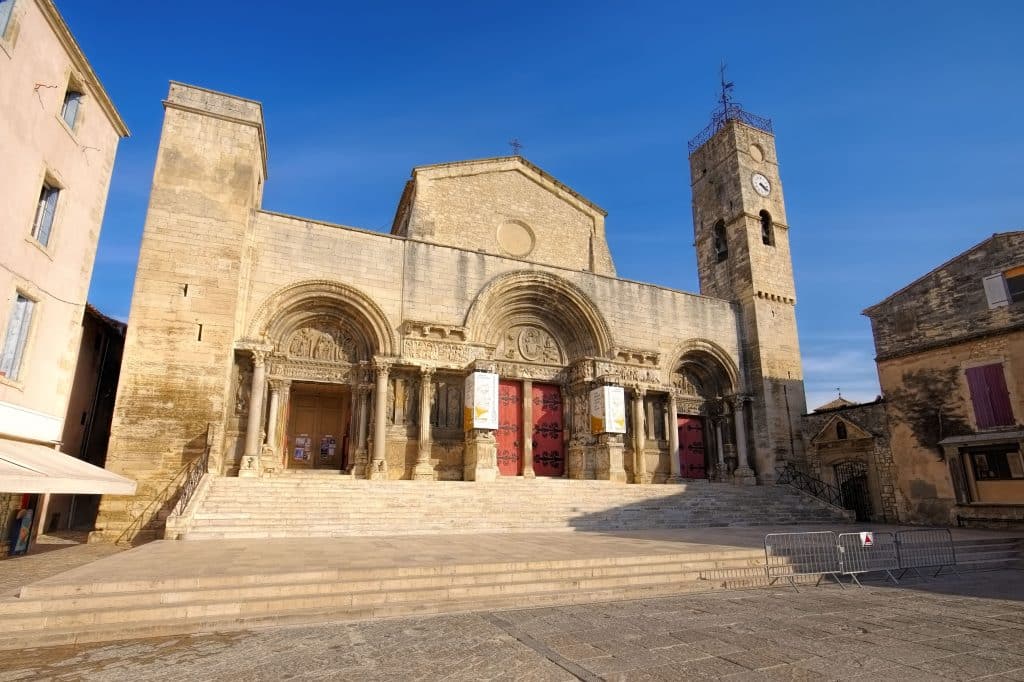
[[369, 360, 391, 480], [522, 380, 535, 479], [413, 366, 436, 480], [352, 385, 370, 478], [240, 351, 266, 477], [667, 393, 681, 483], [715, 418, 726, 481], [261, 380, 282, 474], [733, 397, 756, 486], [632, 389, 649, 484]]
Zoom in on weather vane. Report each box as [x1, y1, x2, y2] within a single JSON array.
[[836, 387, 843, 399], [508, 138, 523, 156], [719, 60, 735, 118]]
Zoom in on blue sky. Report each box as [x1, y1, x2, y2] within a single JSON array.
[[63, 1, 1024, 412]]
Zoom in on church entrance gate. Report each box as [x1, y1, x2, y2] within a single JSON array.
[[678, 415, 707, 479], [286, 382, 351, 471]]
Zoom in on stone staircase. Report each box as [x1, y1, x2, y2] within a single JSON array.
[[166, 476, 854, 540], [0, 546, 768, 650], [0, 533, 1018, 651]]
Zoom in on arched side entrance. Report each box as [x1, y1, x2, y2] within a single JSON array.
[[668, 342, 742, 482], [234, 280, 395, 477], [465, 271, 612, 479]]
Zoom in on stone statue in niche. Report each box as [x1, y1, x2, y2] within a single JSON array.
[[234, 364, 251, 416], [286, 320, 357, 363], [499, 325, 562, 364]]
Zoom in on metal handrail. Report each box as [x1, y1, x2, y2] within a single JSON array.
[[175, 444, 210, 516], [777, 462, 844, 508]]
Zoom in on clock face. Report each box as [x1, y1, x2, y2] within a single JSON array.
[[751, 173, 771, 197]]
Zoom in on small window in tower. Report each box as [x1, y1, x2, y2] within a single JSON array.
[[713, 220, 728, 262], [760, 210, 774, 246], [836, 421, 847, 440]]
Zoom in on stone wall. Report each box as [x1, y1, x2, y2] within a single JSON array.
[[866, 232, 1024, 360]]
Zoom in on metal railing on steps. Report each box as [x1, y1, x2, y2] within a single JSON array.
[[776, 462, 845, 509]]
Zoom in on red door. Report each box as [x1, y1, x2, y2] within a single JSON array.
[[497, 380, 522, 476], [531, 383, 565, 476], [678, 416, 706, 479]]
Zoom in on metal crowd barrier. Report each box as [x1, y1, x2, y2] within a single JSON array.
[[764, 528, 960, 590], [895, 528, 959, 579], [837, 532, 899, 586], [764, 531, 843, 591]]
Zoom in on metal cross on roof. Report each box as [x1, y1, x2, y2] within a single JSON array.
[[508, 138, 523, 155]]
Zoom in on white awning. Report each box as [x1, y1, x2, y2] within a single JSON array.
[[0, 439, 136, 495]]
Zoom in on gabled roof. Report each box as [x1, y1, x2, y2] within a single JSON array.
[[812, 396, 856, 412], [411, 156, 607, 217], [809, 414, 875, 446], [863, 231, 1024, 316]]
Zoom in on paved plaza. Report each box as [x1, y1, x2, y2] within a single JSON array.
[[2, 569, 1024, 681]]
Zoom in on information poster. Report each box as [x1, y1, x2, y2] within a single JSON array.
[[463, 371, 499, 430], [319, 435, 336, 463], [589, 385, 627, 434], [294, 434, 311, 461]]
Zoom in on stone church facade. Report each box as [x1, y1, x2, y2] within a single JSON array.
[[93, 83, 807, 543]]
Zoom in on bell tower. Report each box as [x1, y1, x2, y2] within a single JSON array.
[[688, 76, 806, 483]]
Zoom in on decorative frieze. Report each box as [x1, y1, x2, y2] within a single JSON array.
[[402, 338, 488, 364], [268, 358, 352, 383], [493, 361, 561, 382]]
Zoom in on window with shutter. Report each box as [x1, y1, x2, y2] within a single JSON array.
[[966, 363, 1015, 429], [983, 273, 1009, 309], [0, 294, 34, 381], [31, 184, 59, 247]]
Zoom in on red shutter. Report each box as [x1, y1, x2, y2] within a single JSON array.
[[984, 364, 1015, 427], [967, 364, 1015, 429]]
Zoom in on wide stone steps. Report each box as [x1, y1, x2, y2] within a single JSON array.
[[172, 478, 851, 540], [0, 549, 767, 650]]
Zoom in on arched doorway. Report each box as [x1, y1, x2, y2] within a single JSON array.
[[466, 271, 611, 479], [834, 459, 872, 521], [671, 345, 737, 480], [243, 280, 395, 476]]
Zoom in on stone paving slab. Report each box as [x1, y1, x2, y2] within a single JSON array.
[[3, 569, 1024, 681], [8, 524, 1019, 599]]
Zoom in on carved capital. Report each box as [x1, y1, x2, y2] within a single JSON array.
[[251, 349, 267, 367], [374, 357, 395, 376], [419, 365, 436, 379], [268, 378, 290, 393]]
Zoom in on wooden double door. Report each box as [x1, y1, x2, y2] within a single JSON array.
[[496, 380, 565, 477], [677, 415, 707, 479], [286, 382, 351, 470]]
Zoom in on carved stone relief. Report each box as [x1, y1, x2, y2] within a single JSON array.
[[403, 339, 488, 364], [494, 361, 561, 382], [285, 319, 357, 363], [497, 325, 562, 365]]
